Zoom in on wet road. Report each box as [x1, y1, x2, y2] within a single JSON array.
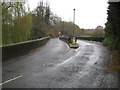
[[2, 38, 118, 88]]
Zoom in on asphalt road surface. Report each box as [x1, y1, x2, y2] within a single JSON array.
[[2, 38, 118, 88]]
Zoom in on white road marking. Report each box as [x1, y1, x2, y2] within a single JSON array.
[[0, 75, 22, 86]]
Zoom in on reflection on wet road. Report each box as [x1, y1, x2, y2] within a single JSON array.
[[2, 38, 118, 88]]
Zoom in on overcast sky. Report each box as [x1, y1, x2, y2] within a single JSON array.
[[28, 0, 109, 29]]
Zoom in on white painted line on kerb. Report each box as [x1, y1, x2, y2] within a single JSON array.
[[0, 75, 23, 86]]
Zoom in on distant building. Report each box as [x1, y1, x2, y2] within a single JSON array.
[[95, 26, 103, 30]]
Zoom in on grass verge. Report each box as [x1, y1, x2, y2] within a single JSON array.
[[108, 49, 120, 72]]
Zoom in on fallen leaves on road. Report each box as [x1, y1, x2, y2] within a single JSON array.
[[107, 64, 120, 72]]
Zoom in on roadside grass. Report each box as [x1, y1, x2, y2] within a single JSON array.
[[80, 36, 92, 37], [108, 50, 120, 72], [79, 35, 104, 38], [103, 36, 120, 72]]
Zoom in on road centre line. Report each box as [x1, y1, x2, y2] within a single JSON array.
[[0, 75, 23, 86]]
